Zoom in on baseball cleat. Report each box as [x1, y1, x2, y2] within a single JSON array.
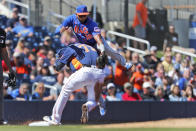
[[98, 97, 106, 116], [43, 116, 60, 125], [98, 102, 106, 116], [80, 104, 89, 124], [125, 62, 133, 71], [99, 106, 106, 116]]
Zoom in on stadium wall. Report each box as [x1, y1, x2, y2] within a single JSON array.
[[4, 101, 196, 123]]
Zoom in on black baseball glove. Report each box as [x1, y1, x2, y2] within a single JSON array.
[[96, 52, 108, 69], [6, 72, 16, 87]]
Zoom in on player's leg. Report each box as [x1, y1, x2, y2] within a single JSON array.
[[100, 37, 133, 70], [44, 68, 90, 124], [94, 82, 106, 116], [81, 83, 96, 124], [0, 66, 4, 124], [80, 68, 105, 123], [85, 84, 97, 111], [101, 38, 126, 66]]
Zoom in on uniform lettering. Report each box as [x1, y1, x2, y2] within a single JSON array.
[[74, 25, 79, 33]]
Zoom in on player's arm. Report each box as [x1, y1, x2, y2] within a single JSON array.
[[1, 48, 14, 73], [54, 47, 76, 72], [58, 15, 74, 34], [60, 26, 69, 34], [94, 34, 105, 53], [0, 29, 14, 74], [54, 61, 65, 72], [0, 28, 16, 87]]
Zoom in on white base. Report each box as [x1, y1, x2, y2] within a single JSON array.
[[28, 121, 51, 126]]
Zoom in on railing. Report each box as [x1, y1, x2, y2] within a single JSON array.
[[32, 82, 57, 94], [172, 47, 196, 61], [106, 30, 150, 55], [5, 0, 30, 24]]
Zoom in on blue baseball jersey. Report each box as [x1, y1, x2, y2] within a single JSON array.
[[55, 14, 100, 48], [56, 43, 98, 72]]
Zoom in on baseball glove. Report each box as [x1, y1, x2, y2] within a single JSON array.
[[6, 72, 16, 87], [96, 52, 108, 69]]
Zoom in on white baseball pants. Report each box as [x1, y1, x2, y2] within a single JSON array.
[[51, 67, 105, 124]]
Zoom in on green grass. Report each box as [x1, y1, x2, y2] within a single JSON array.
[[0, 125, 196, 131]]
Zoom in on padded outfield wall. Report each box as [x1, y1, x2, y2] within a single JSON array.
[[4, 101, 196, 123]]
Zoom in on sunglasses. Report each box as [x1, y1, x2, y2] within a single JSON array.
[[78, 15, 87, 18]]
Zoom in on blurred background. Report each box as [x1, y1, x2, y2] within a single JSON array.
[[1, 0, 196, 123]]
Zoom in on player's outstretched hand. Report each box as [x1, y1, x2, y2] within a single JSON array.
[[60, 26, 69, 34]]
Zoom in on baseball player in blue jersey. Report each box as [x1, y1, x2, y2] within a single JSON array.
[[43, 43, 107, 125], [56, 5, 133, 71]]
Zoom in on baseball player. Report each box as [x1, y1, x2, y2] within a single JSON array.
[[43, 43, 108, 125], [0, 28, 16, 124], [55, 5, 133, 71]]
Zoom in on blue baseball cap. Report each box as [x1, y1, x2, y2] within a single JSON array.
[[76, 5, 89, 15]]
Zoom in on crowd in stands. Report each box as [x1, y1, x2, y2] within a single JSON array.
[[1, 7, 196, 102]]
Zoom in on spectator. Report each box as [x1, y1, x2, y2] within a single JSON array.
[[32, 63, 56, 86], [36, 46, 47, 59], [132, 0, 152, 50], [177, 69, 191, 91], [42, 36, 54, 52], [180, 59, 189, 73], [169, 84, 187, 101], [148, 65, 156, 81], [154, 86, 168, 101], [162, 53, 173, 74], [4, 40, 13, 58], [32, 82, 56, 101], [114, 52, 129, 92], [163, 25, 179, 51], [144, 46, 160, 69], [89, 5, 104, 28], [165, 46, 172, 53], [30, 57, 44, 80], [49, 57, 56, 75], [50, 72, 64, 97], [23, 43, 33, 67], [173, 53, 182, 69], [155, 63, 165, 87], [3, 82, 13, 100], [12, 17, 34, 37], [131, 52, 141, 66], [14, 37, 25, 53], [12, 52, 31, 87], [130, 64, 144, 93], [125, 50, 132, 63], [11, 83, 29, 101], [106, 83, 122, 101], [184, 84, 196, 101], [46, 50, 55, 61], [143, 69, 154, 85], [75, 87, 88, 101], [122, 82, 142, 101], [13, 52, 30, 75], [141, 82, 155, 101], [44, 49, 54, 65], [162, 76, 172, 95], [6, 8, 20, 31]]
